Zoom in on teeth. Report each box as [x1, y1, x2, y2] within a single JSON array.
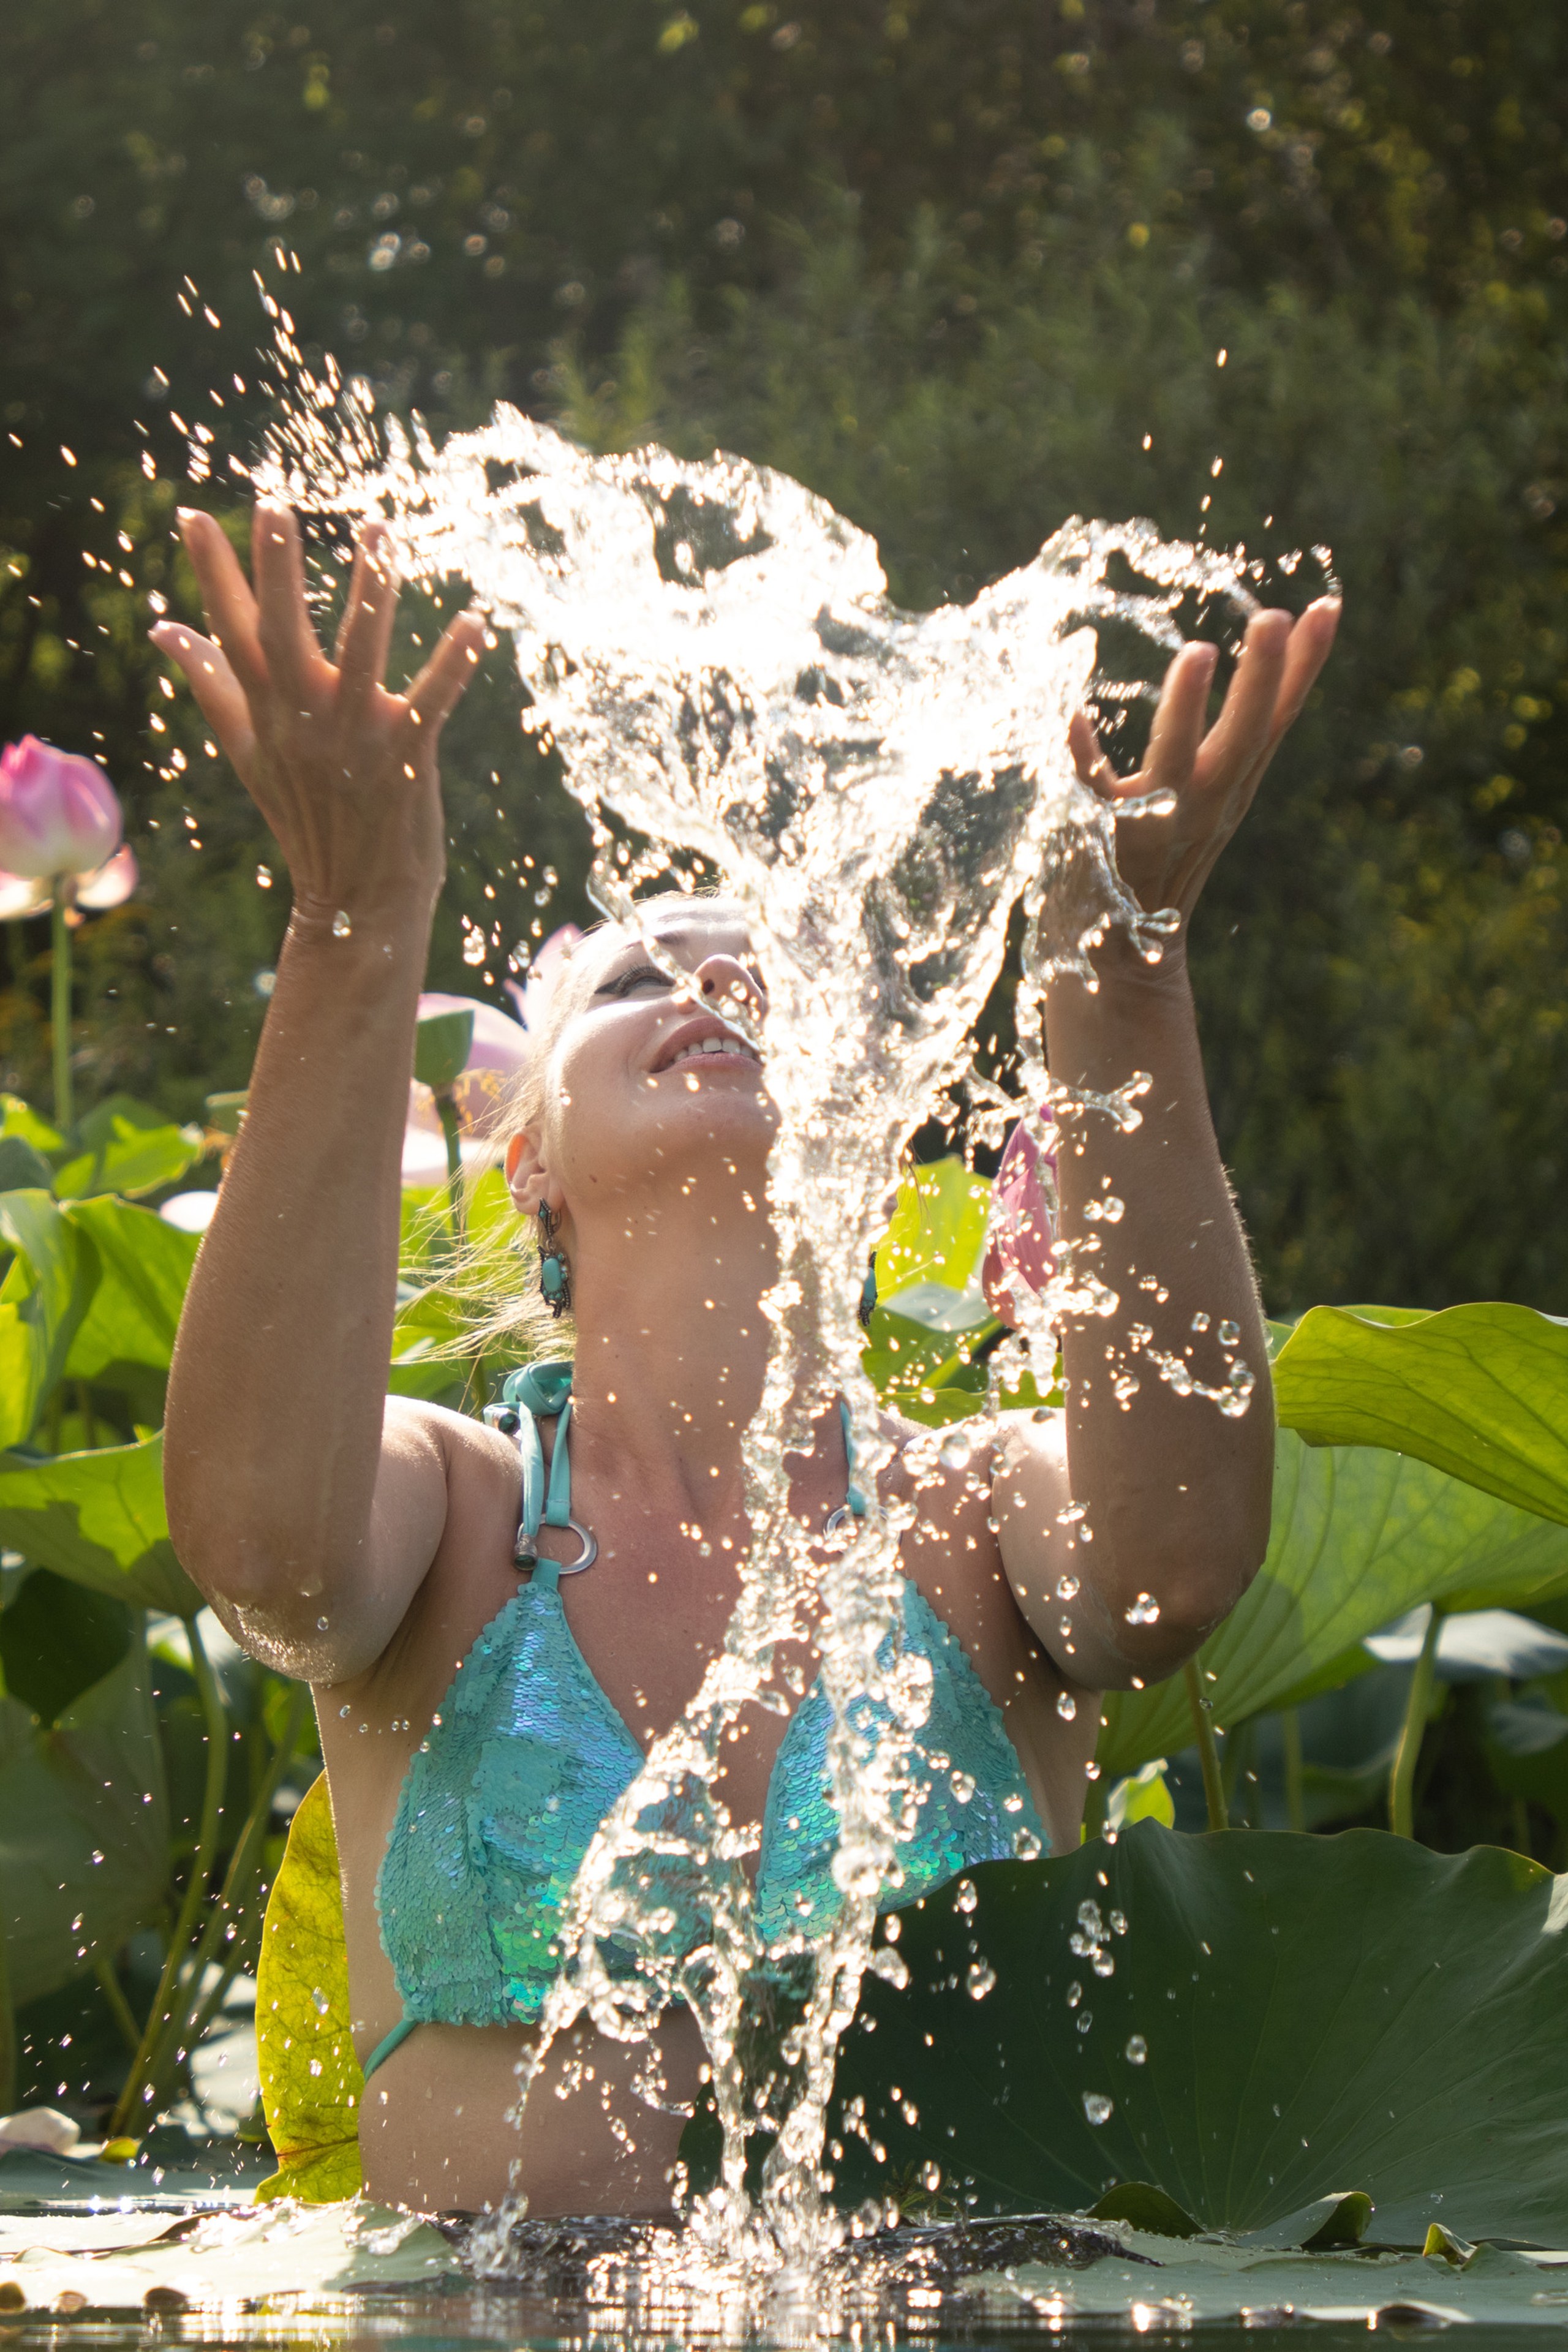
[[666, 1034, 760, 1069]]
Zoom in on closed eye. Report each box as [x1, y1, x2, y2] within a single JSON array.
[[595, 961, 677, 1000]]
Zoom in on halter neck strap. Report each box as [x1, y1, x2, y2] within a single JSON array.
[[492, 1361, 868, 1577]]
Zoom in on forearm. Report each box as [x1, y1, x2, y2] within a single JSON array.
[[1044, 932, 1272, 1675], [165, 891, 433, 1635]]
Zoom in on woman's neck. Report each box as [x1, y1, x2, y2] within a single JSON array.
[[563, 1177, 781, 1521]]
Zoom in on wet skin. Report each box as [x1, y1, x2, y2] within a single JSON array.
[[157, 502, 1335, 2215]]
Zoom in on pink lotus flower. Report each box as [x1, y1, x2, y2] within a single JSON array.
[[0, 843, 141, 922], [0, 737, 121, 881], [503, 921, 584, 1034], [402, 928, 584, 1186], [982, 1107, 1060, 1330]]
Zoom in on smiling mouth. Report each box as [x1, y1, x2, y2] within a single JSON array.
[[660, 1034, 763, 1072]]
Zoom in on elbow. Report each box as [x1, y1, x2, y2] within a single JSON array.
[[1098, 1493, 1271, 1688]]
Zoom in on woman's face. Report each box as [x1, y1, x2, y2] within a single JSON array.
[[524, 904, 777, 1214]]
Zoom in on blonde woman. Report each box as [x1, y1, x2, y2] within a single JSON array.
[[156, 502, 1336, 2214]]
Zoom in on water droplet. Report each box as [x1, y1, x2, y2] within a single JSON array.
[[950, 1769, 976, 1804], [938, 1431, 971, 1471], [1012, 1826, 1042, 1860], [1055, 1573, 1080, 1601], [331, 909, 352, 938], [312, 1986, 330, 2016], [1218, 1319, 1240, 1346], [255, 863, 273, 888], [317, 1615, 329, 1630], [1124, 1592, 1161, 1625], [339, 1704, 350, 1717], [1083, 2092, 1114, 2126], [1057, 1690, 1077, 1721], [1190, 1310, 1210, 1333], [1125, 2035, 1147, 2065], [1066, 1980, 1082, 2008], [954, 1877, 978, 1915], [967, 1960, 997, 2000], [919, 2161, 943, 2192], [1110, 1910, 1128, 1935]]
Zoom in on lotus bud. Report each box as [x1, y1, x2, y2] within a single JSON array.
[[0, 737, 121, 882], [982, 1108, 1060, 1329]]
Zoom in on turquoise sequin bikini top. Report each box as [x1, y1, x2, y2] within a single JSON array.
[[368, 1364, 1045, 2077]]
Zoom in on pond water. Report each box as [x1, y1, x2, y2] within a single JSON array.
[[6, 2185, 1568, 2342]]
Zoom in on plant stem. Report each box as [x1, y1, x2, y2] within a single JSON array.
[[1184, 1658, 1229, 1832], [435, 1090, 464, 1251], [110, 1615, 229, 2136], [138, 1681, 311, 2120], [0, 1864, 15, 2115], [92, 1954, 144, 2056], [1389, 1607, 1442, 1840], [50, 889, 73, 1134], [1281, 1706, 1306, 1834]]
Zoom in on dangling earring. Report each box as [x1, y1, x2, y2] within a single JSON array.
[[537, 1200, 572, 1318]]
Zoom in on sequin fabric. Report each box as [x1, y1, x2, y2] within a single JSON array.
[[375, 1575, 1046, 2026]]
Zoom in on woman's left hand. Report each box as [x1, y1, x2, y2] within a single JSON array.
[[1071, 597, 1340, 925]]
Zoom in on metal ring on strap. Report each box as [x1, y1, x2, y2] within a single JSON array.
[[545, 1518, 599, 1574]]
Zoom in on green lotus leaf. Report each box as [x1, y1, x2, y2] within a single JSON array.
[[52, 1093, 205, 1202], [1273, 1300, 1568, 1527], [0, 1432, 202, 1616], [828, 1823, 1568, 2244], [0, 1190, 99, 1449], [0, 1568, 131, 1727], [0, 1095, 66, 1158], [389, 1281, 472, 1403], [873, 1156, 992, 1323], [1098, 1428, 1568, 1779], [61, 1194, 200, 1383], [0, 1624, 169, 2007]]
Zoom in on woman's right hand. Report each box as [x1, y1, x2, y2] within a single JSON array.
[[151, 503, 485, 925]]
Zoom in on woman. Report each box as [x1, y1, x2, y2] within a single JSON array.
[[156, 501, 1336, 2215]]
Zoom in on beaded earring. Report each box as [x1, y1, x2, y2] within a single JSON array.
[[537, 1200, 572, 1318]]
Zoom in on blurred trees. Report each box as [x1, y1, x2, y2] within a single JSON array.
[[1, 0, 1566, 1308]]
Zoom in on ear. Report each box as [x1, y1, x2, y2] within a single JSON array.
[[504, 1130, 564, 1220]]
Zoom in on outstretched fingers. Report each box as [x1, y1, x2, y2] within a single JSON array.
[[1262, 598, 1341, 752], [177, 509, 268, 703], [1143, 639, 1220, 793], [251, 502, 328, 699], [334, 523, 402, 722], [149, 623, 258, 783], [1193, 609, 1293, 794], [405, 608, 488, 737]]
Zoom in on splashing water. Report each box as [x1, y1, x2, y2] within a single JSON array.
[[254, 374, 1260, 2277]]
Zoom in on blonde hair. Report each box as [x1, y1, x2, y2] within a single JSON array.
[[428, 889, 745, 1376]]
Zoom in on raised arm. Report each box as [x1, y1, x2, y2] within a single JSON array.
[[995, 599, 1340, 1691], [157, 504, 485, 1680]]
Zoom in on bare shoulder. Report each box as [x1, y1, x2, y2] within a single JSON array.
[[213, 1396, 520, 1690]]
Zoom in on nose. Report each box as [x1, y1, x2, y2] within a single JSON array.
[[693, 952, 766, 1017]]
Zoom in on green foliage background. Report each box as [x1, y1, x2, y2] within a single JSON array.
[[2, 0, 1567, 1312]]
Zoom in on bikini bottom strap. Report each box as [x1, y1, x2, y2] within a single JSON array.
[[361, 2014, 420, 2082]]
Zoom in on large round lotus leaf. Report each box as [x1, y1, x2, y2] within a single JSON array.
[[1273, 1301, 1568, 1528], [1098, 1428, 1568, 1779], [829, 1823, 1568, 2246]]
